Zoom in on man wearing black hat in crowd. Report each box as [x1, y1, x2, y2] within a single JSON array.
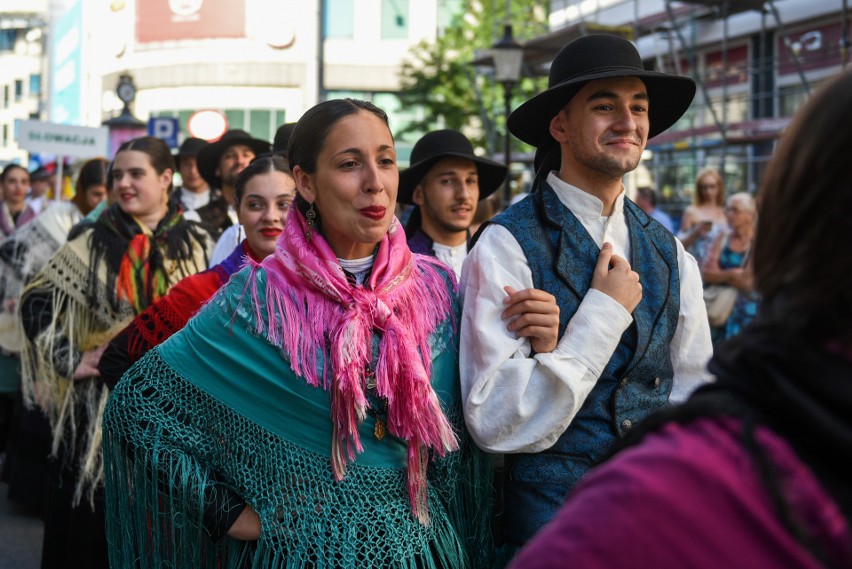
[[399, 129, 506, 278], [194, 129, 270, 240], [171, 137, 210, 220], [459, 34, 713, 561], [206, 124, 292, 265]]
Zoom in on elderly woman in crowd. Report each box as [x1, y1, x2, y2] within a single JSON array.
[[701, 192, 758, 341]]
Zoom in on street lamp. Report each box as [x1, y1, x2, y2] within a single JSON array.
[[102, 74, 147, 158], [490, 23, 524, 207]]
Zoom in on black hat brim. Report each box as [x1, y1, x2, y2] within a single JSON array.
[[508, 70, 696, 146], [398, 152, 508, 204]]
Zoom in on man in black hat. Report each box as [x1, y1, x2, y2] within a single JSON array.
[[459, 34, 713, 556], [171, 137, 210, 218], [194, 129, 270, 239], [27, 166, 52, 214], [399, 129, 506, 278]]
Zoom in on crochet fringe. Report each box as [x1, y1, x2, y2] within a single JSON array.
[[103, 355, 493, 568]]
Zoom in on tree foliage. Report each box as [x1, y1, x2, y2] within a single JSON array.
[[397, 0, 549, 154]]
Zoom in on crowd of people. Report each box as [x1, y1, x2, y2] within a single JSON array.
[[0, 33, 848, 568]]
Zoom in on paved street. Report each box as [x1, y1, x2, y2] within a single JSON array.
[[0, 480, 42, 569]]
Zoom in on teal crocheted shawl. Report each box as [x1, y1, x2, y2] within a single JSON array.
[[102, 266, 493, 568]]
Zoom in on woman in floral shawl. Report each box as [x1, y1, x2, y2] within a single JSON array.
[[103, 99, 492, 568], [19, 136, 213, 569]]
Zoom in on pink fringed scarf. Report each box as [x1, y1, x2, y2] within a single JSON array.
[[249, 207, 459, 524]]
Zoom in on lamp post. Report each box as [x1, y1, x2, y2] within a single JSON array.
[[490, 23, 524, 207]]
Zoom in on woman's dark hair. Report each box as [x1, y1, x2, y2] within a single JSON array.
[[72, 157, 109, 215], [1, 164, 28, 183], [115, 136, 177, 192], [287, 98, 391, 217], [234, 154, 291, 207], [753, 69, 852, 344]]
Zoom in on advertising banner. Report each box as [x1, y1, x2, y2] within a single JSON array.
[[136, 0, 246, 43]]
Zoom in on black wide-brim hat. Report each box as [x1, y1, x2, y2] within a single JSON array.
[[507, 34, 696, 147], [196, 129, 271, 187], [174, 137, 208, 169], [398, 129, 507, 204]]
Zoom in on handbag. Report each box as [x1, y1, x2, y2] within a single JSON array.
[[703, 284, 739, 327], [703, 233, 751, 327]]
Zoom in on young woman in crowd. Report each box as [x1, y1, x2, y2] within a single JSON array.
[[102, 99, 491, 568], [18, 137, 212, 569], [677, 167, 727, 266], [1, 157, 109, 513], [509, 68, 852, 569], [0, 164, 36, 237], [98, 154, 295, 387]]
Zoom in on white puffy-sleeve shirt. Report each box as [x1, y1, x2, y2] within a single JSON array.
[[459, 172, 713, 454]]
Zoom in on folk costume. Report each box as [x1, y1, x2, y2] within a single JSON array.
[[399, 129, 506, 280], [0, 201, 87, 512], [98, 240, 258, 389], [0, 199, 37, 238], [102, 209, 492, 568], [17, 201, 211, 569], [509, 315, 852, 569], [460, 35, 712, 560]]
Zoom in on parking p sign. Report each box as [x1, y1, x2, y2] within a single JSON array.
[[148, 117, 180, 149]]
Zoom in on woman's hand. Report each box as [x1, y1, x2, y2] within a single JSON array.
[[502, 286, 560, 354], [72, 345, 106, 380], [725, 268, 753, 291], [227, 505, 261, 541]]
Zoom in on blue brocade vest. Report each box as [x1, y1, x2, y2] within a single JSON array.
[[491, 182, 681, 546]]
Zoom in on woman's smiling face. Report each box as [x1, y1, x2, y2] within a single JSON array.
[[294, 110, 398, 259]]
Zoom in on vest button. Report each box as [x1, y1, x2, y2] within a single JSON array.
[[654, 377, 661, 387], [622, 419, 633, 431], [620, 377, 629, 388]]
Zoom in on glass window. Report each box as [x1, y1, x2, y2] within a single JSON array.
[[382, 0, 409, 40], [324, 0, 354, 38], [0, 30, 15, 52], [29, 74, 41, 96], [2, 124, 7, 146], [14, 80, 23, 101], [249, 109, 272, 141], [779, 80, 824, 118], [2, 85, 8, 108], [273, 109, 286, 131], [225, 109, 246, 131]]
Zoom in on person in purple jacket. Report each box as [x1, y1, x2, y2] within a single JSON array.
[[399, 129, 506, 278], [509, 68, 852, 569]]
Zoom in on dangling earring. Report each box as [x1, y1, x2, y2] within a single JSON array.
[[305, 203, 316, 241]]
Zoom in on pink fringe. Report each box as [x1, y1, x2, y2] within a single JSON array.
[[241, 209, 459, 522]]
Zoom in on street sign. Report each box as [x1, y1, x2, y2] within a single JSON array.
[[17, 120, 108, 158], [148, 117, 180, 149]]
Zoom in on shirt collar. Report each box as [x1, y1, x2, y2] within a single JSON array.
[[546, 171, 626, 220]]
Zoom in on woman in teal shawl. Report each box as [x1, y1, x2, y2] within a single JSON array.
[[102, 99, 492, 568]]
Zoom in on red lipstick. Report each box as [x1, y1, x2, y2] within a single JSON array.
[[359, 206, 386, 220]]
